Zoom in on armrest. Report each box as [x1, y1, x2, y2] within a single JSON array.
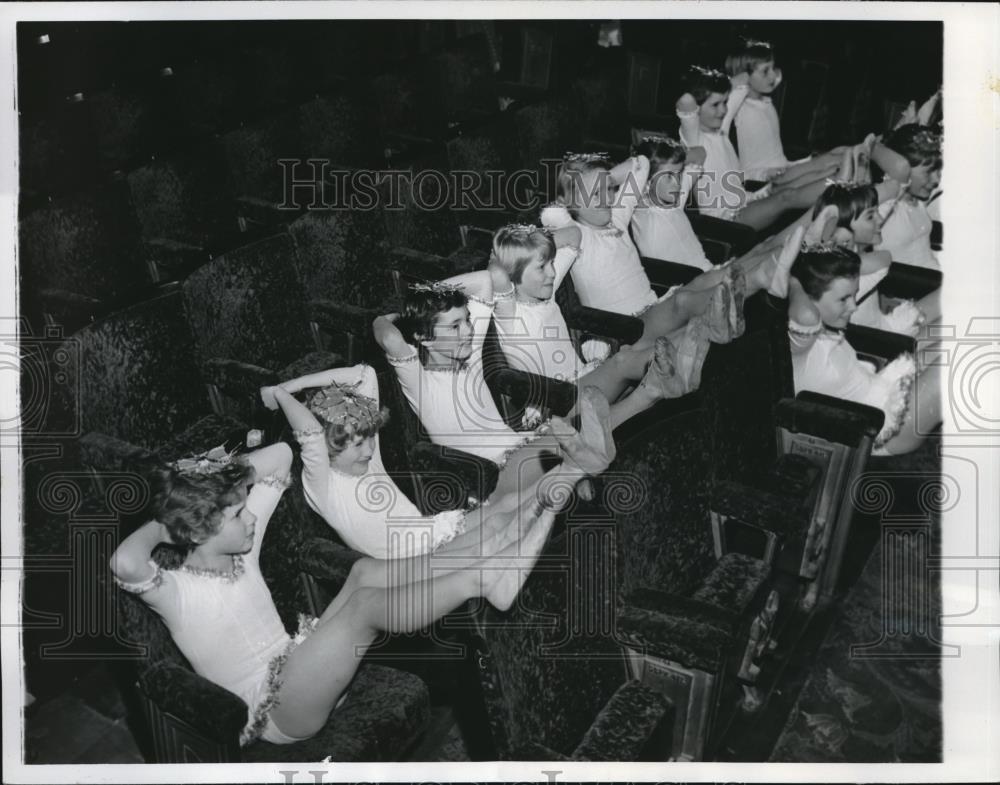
[[686, 212, 757, 257], [640, 256, 702, 288], [142, 238, 210, 282], [570, 680, 672, 762], [308, 299, 381, 354], [563, 305, 645, 344], [202, 357, 278, 397], [389, 246, 452, 281], [776, 392, 884, 447], [299, 536, 366, 587], [38, 287, 104, 328], [878, 262, 942, 301], [845, 323, 915, 363], [79, 431, 155, 473], [140, 660, 247, 743], [409, 441, 499, 509], [492, 367, 577, 418], [618, 589, 736, 672], [234, 195, 291, 226]]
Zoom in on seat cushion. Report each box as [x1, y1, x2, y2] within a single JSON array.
[[243, 664, 430, 762]]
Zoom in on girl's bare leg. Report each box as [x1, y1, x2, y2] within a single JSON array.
[[269, 507, 559, 739]]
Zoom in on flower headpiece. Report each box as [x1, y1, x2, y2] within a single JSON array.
[[408, 280, 465, 295], [740, 37, 773, 51], [498, 222, 551, 240], [169, 445, 240, 476], [640, 134, 685, 150], [690, 64, 727, 80], [563, 151, 610, 164], [800, 240, 845, 254], [307, 381, 382, 430], [823, 178, 855, 189]]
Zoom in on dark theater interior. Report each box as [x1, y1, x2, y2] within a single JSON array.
[[16, 17, 948, 766]]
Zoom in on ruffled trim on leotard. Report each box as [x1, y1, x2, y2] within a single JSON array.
[[432, 509, 469, 549], [240, 613, 321, 747], [881, 300, 925, 337], [872, 353, 917, 452], [494, 422, 551, 472]]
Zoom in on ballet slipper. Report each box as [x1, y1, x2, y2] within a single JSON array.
[[851, 133, 877, 185], [639, 336, 688, 399], [837, 145, 854, 182], [804, 205, 839, 246], [670, 319, 712, 393], [724, 263, 747, 340], [695, 281, 738, 344], [767, 225, 805, 299], [548, 387, 616, 475]]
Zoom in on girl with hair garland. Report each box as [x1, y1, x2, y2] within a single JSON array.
[[111, 395, 616, 747], [261, 364, 639, 559], [770, 236, 941, 456]]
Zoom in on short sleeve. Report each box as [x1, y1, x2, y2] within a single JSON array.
[[356, 363, 380, 404], [788, 318, 822, 352], [467, 297, 495, 352], [114, 560, 164, 595]]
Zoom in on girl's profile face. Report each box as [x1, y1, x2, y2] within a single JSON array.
[[423, 305, 474, 361], [573, 167, 614, 226], [814, 276, 860, 329], [516, 254, 556, 301], [332, 434, 376, 476], [747, 61, 778, 97], [698, 92, 729, 131], [213, 487, 256, 554], [849, 206, 883, 246], [907, 162, 941, 200], [649, 162, 685, 207]]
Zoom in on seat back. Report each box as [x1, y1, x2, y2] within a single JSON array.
[[470, 521, 632, 759], [126, 139, 239, 251], [698, 292, 795, 487], [19, 180, 149, 309], [774, 391, 882, 608], [181, 233, 317, 373], [72, 289, 213, 450], [289, 208, 391, 311], [611, 403, 715, 599]]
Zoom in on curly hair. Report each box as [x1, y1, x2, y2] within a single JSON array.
[[492, 225, 555, 284], [681, 65, 731, 106], [791, 247, 863, 301], [149, 462, 254, 549], [812, 182, 879, 229], [395, 286, 470, 364], [883, 124, 942, 171]]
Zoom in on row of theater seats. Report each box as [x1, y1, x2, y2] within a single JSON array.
[[22, 212, 923, 761], [23, 18, 862, 334], [21, 23, 937, 763]]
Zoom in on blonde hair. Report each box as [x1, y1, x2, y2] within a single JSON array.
[[492, 224, 555, 283], [554, 154, 613, 219]]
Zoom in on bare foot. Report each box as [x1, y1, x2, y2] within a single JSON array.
[[767, 225, 805, 298], [483, 510, 557, 611], [639, 336, 688, 399]]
